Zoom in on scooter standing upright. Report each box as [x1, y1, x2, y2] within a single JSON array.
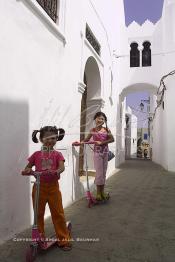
[[72, 141, 97, 208], [23, 171, 72, 262], [72, 141, 110, 207]]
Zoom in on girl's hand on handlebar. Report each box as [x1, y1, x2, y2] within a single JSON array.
[[95, 141, 103, 145], [21, 168, 32, 176]]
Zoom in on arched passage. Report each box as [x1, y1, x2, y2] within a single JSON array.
[[120, 83, 157, 101], [117, 83, 158, 165], [79, 56, 102, 175]]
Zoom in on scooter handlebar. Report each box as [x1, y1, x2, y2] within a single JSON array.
[[21, 170, 58, 177], [72, 141, 96, 146]]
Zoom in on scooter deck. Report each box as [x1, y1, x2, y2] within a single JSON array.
[[39, 221, 72, 250], [39, 235, 57, 250], [40, 241, 56, 250], [95, 199, 110, 204]]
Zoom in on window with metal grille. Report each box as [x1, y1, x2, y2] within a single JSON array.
[[142, 41, 151, 67], [130, 42, 140, 67], [86, 25, 101, 56], [36, 0, 58, 23]]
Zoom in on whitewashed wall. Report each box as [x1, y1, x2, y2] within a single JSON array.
[[0, 0, 117, 243], [151, 0, 175, 171], [114, 0, 168, 166]]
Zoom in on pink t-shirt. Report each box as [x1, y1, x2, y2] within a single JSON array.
[[92, 128, 109, 153], [28, 150, 65, 183]]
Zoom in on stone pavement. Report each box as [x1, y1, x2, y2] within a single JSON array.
[[1, 159, 175, 262]]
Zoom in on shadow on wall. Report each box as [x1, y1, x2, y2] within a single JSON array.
[[0, 98, 30, 244]]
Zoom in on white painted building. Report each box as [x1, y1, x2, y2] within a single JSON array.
[[115, 0, 175, 171], [0, 0, 118, 243], [151, 0, 175, 171], [1, 0, 175, 245]]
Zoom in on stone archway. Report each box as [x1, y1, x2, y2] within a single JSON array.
[[79, 56, 102, 175]]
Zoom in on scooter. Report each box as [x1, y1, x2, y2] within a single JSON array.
[[23, 171, 72, 262], [72, 141, 110, 208]]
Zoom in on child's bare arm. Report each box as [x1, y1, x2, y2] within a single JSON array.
[[82, 129, 93, 142], [21, 163, 34, 175], [57, 160, 65, 175]]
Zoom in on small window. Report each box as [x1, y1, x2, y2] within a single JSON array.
[[86, 25, 101, 56], [130, 43, 140, 67], [36, 0, 58, 23], [144, 133, 148, 140], [142, 41, 151, 67]]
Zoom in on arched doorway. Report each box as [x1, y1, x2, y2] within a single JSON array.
[[79, 56, 101, 175]]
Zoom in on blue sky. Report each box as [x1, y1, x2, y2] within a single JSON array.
[[124, 0, 164, 26], [126, 92, 149, 128]]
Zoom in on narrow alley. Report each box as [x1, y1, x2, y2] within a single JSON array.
[[1, 159, 175, 262]]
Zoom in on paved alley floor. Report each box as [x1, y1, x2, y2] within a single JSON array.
[[1, 159, 175, 262]]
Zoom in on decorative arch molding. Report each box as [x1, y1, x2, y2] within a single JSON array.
[[120, 83, 158, 101]]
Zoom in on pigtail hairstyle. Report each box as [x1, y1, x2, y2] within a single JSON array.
[[32, 126, 65, 143], [56, 127, 65, 141], [32, 130, 40, 143]]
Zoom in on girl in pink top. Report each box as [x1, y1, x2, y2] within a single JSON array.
[[21, 126, 72, 251], [82, 112, 114, 201]]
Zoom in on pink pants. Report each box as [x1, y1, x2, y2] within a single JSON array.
[[94, 152, 108, 185]]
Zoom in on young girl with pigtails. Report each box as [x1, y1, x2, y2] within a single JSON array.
[[21, 126, 72, 251], [82, 112, 114, 201]]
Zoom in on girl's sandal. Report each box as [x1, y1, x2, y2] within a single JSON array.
[[59, 243, 72, 251], [96, 194, 103, 201], [101, 192, 110, 200]]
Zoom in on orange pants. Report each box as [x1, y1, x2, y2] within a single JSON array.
[[32, 181, 70, 246]]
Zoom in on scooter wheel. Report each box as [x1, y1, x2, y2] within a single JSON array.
[[66, 221, 72, 232], [26, 245, 37, 262]]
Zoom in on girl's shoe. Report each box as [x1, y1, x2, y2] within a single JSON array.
[[101, 192, 110, 200], [96, 193, 103, 201], [59, 243, 72, 251]]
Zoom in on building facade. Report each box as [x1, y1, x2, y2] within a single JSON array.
[[1, 0, 175, 244], [115, 0, 175, 171], [0, 0, 118, 243]]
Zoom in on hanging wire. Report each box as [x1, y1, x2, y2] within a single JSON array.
[[114, 50, 175, 59], [152, 69, 175, 120]]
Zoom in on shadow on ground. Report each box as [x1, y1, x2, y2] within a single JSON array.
[[1, 160, 175, 262]]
